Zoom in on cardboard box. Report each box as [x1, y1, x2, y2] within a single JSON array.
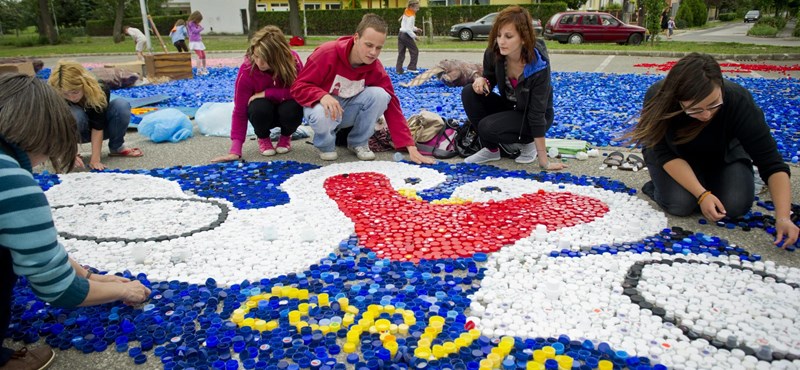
[[0, 62, 36, 76], [144, 53, 193, 80]]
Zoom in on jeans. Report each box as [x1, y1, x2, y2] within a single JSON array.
[[70, 99, 131, 152], [643, 148, 755, 218], [304, 86, 390, 153], [248, 99, 303, 139]]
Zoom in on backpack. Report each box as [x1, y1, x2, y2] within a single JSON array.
[[416, 119, 459, 159], [408, 111, 458, 159], [452, 120, 521, 159]]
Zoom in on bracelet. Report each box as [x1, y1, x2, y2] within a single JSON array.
[[85, 270, 93, 280], [696, 190, 711, 205]]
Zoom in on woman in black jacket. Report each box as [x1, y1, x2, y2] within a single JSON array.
[[629, 53, 797, 248], [460, 5, 566, 171]]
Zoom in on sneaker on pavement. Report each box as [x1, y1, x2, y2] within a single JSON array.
[[407, 69, 421, 74], [259, 138, 276, 156], [464, 148, 501, 164], [276, 135, 292, 154], [0, 347, 55, 370], [515, 143, 537, 164], [319, 151, 339, 161], [348, 145, 376, 161]]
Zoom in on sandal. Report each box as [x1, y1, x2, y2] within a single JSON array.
[[602, 151, 625, 167], [109, 147, 144, 157], [620, 154, 645, 171]]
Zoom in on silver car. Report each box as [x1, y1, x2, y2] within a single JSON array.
[[450, 12, 543, 41]]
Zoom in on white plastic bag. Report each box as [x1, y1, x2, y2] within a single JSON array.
[[195, 102, 255, 137], [137, 108, 193, 143]]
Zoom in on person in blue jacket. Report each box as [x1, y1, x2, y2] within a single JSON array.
[[460, 5, 566, 171], [0, 73, 151, 370]]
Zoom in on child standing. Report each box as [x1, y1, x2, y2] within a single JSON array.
[[667, 17, 676, 39], [170, 19, 189, 52], [396, 0, 421, 74], [122, 25, 147, 60], [187, 11, 207, 75]]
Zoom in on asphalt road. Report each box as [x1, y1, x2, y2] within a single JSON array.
[[671, 21, 800, 46]]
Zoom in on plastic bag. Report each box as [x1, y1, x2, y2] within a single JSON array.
[[137, 108, 193, 143], [195, 102, 255, 137]]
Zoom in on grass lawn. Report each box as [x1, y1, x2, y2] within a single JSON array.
[[0, 33, 797, 58]]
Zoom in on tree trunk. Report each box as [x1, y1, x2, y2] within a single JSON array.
[[37, 0, 57, 44], [248, 0, 259, 37], [288, 0, 301, 37], [113, 0, 125, 43]]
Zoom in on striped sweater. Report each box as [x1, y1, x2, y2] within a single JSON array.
[[0, 142, 88, 308]]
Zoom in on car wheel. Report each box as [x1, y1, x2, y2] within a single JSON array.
[[627, 33, 643, 45], [568, 33, 583, 44], [459, 29, 473, 41]]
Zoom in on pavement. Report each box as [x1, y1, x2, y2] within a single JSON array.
[[8, 50, 800, 369]]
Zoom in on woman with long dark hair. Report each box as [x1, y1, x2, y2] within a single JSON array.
[[628, 53, 797, 248]]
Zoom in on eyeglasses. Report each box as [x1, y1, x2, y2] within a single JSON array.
[[680, 101, 724, 116]]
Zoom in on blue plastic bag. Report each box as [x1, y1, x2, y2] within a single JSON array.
[[137, 108, 193, 143]]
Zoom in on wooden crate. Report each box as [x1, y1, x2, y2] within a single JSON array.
[[144, 53, 193, 80], [0, 62, 36, 76], [103, 61, 145, 76]]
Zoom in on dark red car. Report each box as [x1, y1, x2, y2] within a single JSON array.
[[544, 11, 646, 45]]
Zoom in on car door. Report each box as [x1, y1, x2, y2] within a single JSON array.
[[599, 14, 624, 42], [580, 13, 601, 41], [475, 13, 496, 37]]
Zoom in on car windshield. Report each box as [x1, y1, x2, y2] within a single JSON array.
[[480, 14, 496, 23], [746, 11, 759, 15]]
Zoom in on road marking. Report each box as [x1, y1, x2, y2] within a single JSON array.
[[594, 55, 615, 72], [727, 59, 762, 78]]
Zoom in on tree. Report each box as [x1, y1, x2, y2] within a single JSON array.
[[37, 0, 57, 43], [248, 0, 258, 38], [642, 0, 662, 44], [0, 0, 34, 35], [113, 0, 125, 43], [565, 0, 588, 10], [288, 0, 301, 36]]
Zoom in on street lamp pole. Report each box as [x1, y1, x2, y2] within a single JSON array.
[[139, 0, 152, 51]]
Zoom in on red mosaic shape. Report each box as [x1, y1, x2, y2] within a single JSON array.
[[324, 172, 610, 262]]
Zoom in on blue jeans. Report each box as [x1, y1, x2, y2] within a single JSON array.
[[303, 87, 390, 153], [70, 99, 131, 152]]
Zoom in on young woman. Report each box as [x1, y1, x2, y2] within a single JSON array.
[[0, 73, 151, 370], [211, 26, 304, 163], [48, 60, 143, 171], [460, 5, 566, 171], [628, 53, 797, 248]]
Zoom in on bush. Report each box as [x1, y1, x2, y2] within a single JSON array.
[[756, 16, 786, 30], [675, 18, 688, 28], [0, 36, 40, 47], [718, 13, 736, 21], [601, 3, 622, 11], [747, 24, 778, 36], [257, 4, 567, 36]]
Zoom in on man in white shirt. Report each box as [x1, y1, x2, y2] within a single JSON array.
[[123, 25, 147, 60]]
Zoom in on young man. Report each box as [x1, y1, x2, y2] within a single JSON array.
[[123, 25, 147, 60], [290, 14, 434, 164]]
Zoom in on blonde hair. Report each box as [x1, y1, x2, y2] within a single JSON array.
[[247, 26, 297, 86], [407, 0, 419, 7], [0, 73, 78, 173], [48, 60, 107, 111], [174, 19, 185, 27], [188, 11, 203, 24]]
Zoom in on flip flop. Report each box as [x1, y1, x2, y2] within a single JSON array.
[[602, 151, 625, 167], [620, 154, 645, 171], [109, 147, 144, 157]]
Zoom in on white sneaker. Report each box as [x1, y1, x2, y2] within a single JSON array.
[[464, 148, 501, 164], [348, 145, 375, 161], [407, 69, 421, 74], [261, 149, 276, 156], [515, 143, 537, 164], [319, 151, 338, 161]]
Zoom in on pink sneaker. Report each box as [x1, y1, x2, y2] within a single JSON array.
[[259, 138, 276, 156], [276, 135, 292, 154]]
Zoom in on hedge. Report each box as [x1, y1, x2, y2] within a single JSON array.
[[88, 15, 188, 36], [756, 16, 786, 31], [256, 4, 567, 36], [718, 13, 736, 21]]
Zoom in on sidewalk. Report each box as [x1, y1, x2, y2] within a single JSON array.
[[777, 18, 797, 38]]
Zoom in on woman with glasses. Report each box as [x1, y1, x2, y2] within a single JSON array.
[[627, 53, 797, 248]]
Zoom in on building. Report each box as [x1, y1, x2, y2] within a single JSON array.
[[188, 0, 251, 34]]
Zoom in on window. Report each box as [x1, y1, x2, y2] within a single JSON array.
[[559, 14, 579, 24], [271, 3, 289, 11], [582, 14, 599, 25], [600, 15, 618, 26], [256, 4, 267, 11], [305, 3, 321, 9], [325, 3, 341, 9]]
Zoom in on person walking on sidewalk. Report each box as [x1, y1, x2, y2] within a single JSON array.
[[396, 0, 422, 74]]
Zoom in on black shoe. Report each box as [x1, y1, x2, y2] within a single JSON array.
[[642, 180, 655, 201]]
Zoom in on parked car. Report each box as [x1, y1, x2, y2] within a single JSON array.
[[543, 11, 646, 45], [744, 10, 761, 22], [449, 12, 543, 41]]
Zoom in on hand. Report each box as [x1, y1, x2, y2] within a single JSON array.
[[248, 92, 265, 105], [698, 193, 726, 222], [320, 94, 343, 121], [119, 281, 151, 305], [91, 274, 131, 283], [539, 161, 568, 171], [74, 155, 85, 169], [774, 217, 799, 248], [211, 153, 241, 163], [472, 77, 490, 96], [89, 157, 106, 171], [407, 146, 436, 165]]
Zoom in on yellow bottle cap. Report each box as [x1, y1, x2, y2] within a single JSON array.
[[598, 360, 613, 370], [526, 361, 545, 370], [343, 342, 356, 353], [542, 346, 556, 359]]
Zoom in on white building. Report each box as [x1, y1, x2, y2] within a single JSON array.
[[188, 0, 252, 34]]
